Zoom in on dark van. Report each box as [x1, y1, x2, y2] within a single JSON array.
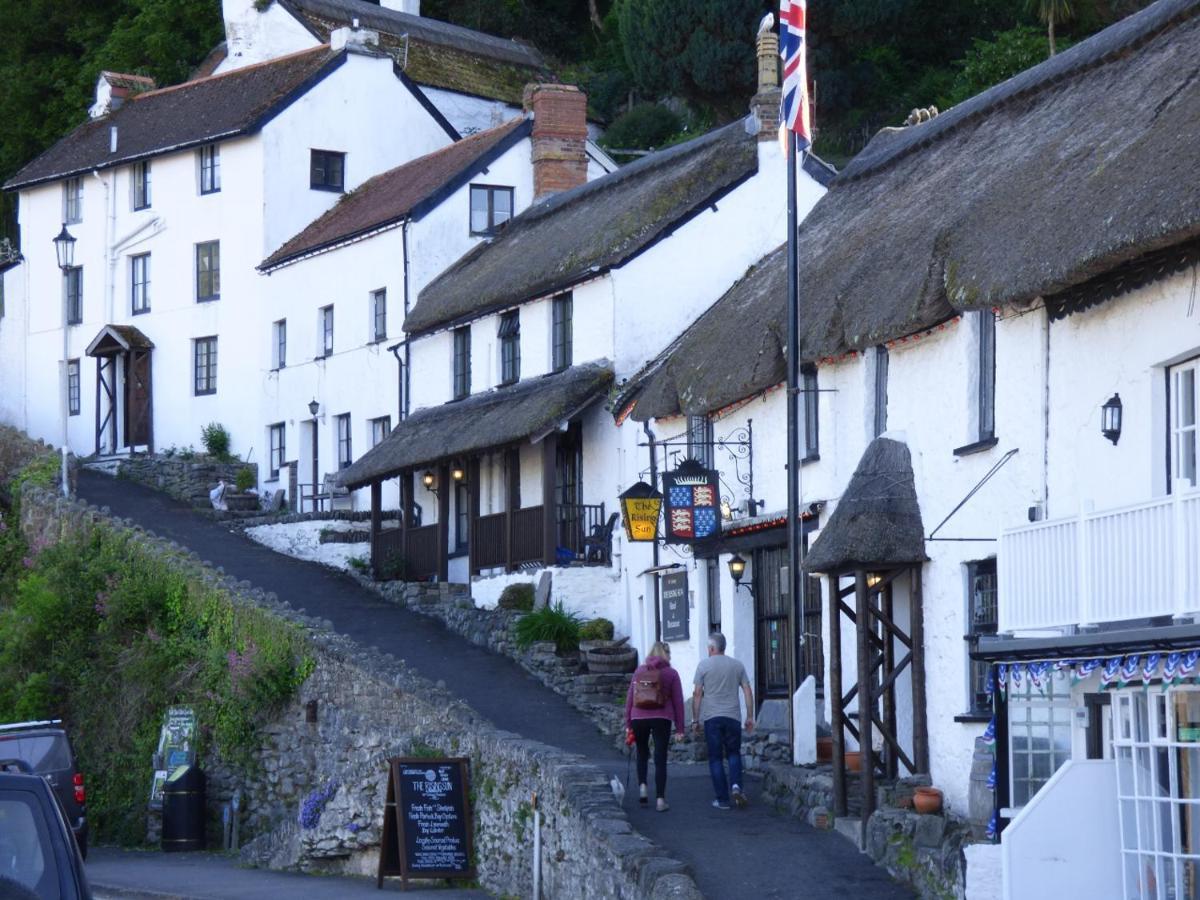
[[0, 720, 88, 858]]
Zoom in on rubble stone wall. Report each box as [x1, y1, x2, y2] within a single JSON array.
[[115, 455, 257, 507]]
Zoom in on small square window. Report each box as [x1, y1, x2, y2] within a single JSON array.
[[319, 306, 334, 358], [469, 185, 514, 236], [63, 178, 82, 224], [199, 144, 221, 194], [67, 359, 81, 416], [130, 253, 150, 314], [196, 241, 220, 302], [194, 336, 218, 396], [132, 160, 151, 210], [311, 150, 346, 192], [64, 266, 83, 325]]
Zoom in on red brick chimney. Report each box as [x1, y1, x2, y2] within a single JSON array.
[[524, 84, 589, 199]]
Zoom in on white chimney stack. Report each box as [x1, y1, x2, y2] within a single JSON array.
[[379, 0, 421, 14], [331, 25, 381, 54]]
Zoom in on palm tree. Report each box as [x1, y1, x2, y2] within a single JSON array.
[[1026, 0, 1074, 56]]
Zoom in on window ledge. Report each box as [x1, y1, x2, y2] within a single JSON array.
[[953, 436, 999, 457], [954, 713, 992, 724], [801, 453, 820, 466]]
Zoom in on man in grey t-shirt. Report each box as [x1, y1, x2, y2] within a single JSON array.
[[691, 632, 754, 809]]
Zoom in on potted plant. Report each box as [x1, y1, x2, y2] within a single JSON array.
[[223, 466, 259, 511], [913, 786, 944, 814]]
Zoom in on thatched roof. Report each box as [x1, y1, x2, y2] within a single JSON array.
[[405, 120, 760, 336], [626, 0, 1200, 420], [803, 438, 927, 575], [339, 360, 613, 488]]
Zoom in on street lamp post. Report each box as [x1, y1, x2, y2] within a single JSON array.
[[308, 399, 320, 511], [54, 225, 76, 497]]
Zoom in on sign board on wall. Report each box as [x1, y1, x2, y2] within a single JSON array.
[[661, 570, 690, 642], [378, 757, 475, 890], [662, 459, 720, 544], [149, 706, 196, 808]]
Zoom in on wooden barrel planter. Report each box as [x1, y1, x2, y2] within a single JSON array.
[[585, 645, 638, 674]]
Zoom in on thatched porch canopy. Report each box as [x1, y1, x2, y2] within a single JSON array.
[[624, 0, 1200, 420], [338, 360, 613, 490], [804, 438, 927, 575]]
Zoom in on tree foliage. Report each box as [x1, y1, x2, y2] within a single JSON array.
[[947, 26, 1068, 106]]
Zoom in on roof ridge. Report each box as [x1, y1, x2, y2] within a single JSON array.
[[841, 0, 1200, 181], [134, 45, 333, 101]]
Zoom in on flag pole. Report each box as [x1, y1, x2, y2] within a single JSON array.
[[786, 126, 803, 758]]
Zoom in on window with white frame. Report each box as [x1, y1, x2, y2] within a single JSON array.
[[801, 365, 819, 461], [336, 413, 352, 469], [63, 177, 82, 224], [1008, 675, 1073, 808], [371, 289, 387, 343], [964, 560, 997, 717], [199, 144, 221, 194], [130, 253, 150, 314], [1169, 357, 1199, 493], [1113, 687, 1200, 899], [193, 336, 218, 395], [269, 422, 286, 479], [67, 359, 80, 416], [64, 266, 83, 325], [469, 184, 513, 236], [132, 160, 151, 210], [195, 241, 220, 302], [319, 306, 334, 358], [370, 416, 391, 447], [273, 319, 286, 370], [499, 311, 520, 385], [873, 345, 889, 437], [687, 414, 713, 468]]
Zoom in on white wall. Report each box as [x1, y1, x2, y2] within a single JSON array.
[[0, 264, 29, 431]]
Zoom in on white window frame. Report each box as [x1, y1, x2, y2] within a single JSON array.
[[193, 336, 218, 396], [195, 241, 220, 302], [1008, 675, 1074, 809], [336, 413, 352, 470], [63, 177, 82, 224], [132, 160, 151, 210], [273, 319, 286, 370], [199, 144, 221, 194], [66, 359, 81, 416], [370, 416, 391, 448], [1169, 357, 1199, 493], [319, 306, 334, 358]]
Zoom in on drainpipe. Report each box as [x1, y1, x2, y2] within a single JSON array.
[[91, 168, 114, 324], [643, 420, 662, 642], [401, 220, 412, 420], [389, 342, 405, 424]]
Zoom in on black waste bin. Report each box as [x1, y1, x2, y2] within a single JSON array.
[[161, 764, 207, 852]]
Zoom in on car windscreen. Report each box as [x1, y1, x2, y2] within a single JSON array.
[[0, 792, 61, 899], [0, 735, 71, 772]]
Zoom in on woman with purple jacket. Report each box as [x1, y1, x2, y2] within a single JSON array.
[[624, 641, 686, 811]]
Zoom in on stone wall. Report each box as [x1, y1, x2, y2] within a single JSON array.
[[18, 485, 700, 900], [114, 455, 257, 507], [0, 426, 73, 499]]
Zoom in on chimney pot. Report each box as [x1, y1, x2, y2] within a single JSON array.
[[524, 84, 589, 199]]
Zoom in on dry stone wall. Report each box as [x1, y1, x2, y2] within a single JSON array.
[[114, 455, 256, 507], [19, 485, 700, 900]]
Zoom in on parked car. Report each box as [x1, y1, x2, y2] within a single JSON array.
[[0, 771, 92, 899], [0, 720, 88, 858]]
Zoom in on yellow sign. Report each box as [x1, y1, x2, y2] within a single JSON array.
[[623, 497, 661, 542]]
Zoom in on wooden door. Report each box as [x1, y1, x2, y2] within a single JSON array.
[[124, 350, 152, 449]]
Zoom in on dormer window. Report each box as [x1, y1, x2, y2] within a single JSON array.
[[311, 150, 345, 192], [199, 144, 221, 194], [470, 185, 513, 236]]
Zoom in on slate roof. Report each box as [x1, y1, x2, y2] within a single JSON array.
[[280, 0, 548, 103], [803, 438, 927, 575], [6, 47, 343, 191], [626, 0, 1200, 420], [406, 120, 761, 336], [261, 117, 530, 270], [339, 360, 613, 488]]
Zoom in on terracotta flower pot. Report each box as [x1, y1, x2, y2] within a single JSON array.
[[844, 750, 862, 773], [816, 736, 833, 762], [913, 786, 943, 814]]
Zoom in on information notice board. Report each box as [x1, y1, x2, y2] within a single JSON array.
[[377, 757, 475, 890], [661, 570, 690, 642]]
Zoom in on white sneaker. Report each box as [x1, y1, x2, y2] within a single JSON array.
[[712, 799, 731, 810], [656, 798, 669, 812]]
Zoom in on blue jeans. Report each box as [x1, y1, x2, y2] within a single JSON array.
[[703, 717, 743, 804]]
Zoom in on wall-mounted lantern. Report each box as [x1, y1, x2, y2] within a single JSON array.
[[1101, 393, 1123, 445], [421, 470, 438, 494], [450, 461, 466, 483], [618, 481, 662, 542], [53, 224, 77, 271], [308, 398, 320, 419], [727, 553, 753, 596]]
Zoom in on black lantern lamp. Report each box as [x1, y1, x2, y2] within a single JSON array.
[[1101, 394, 1123, 445], [53, 224, 76, 271], [727, 553, 753, 595], [450, 461, 466, 483], [421, 470, 438, 494], [308, 398, 320, 418]]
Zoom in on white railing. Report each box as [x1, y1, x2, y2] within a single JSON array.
[[999, 486, 1200, 632]]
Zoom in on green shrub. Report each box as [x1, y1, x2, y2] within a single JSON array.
[[234, 466, 255, 493], [599, 103, 683, 152], [380, 554, 406, 581], [346, 556, 369, 574], [200, 423, 232, 461], [498, 583, 535, 611], [513, 602, 582, 654], [0, 522, 312, 844], [579, 617, 614, 642]]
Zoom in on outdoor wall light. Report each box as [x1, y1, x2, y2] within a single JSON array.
[[421, 470, 437, 492], [727, 554, 753, 596], [1101, 393, 1123, 445], [720, 499, 733, 521], [53, 224, 76, 271], [450, 462, 466, 483], [308, 399, 320, 418]]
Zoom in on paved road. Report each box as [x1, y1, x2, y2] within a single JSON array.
[[78, 471, 912, 899]]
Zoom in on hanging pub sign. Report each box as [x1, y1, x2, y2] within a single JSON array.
[[662, 459, 720, 544], [618, 481, 663, 542]]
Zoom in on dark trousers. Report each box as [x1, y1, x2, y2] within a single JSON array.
[[703, 717, 743, 804], [632, 718, 671, 799]]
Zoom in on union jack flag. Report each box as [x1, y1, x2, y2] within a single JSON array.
[[779, 0, 812, 147]]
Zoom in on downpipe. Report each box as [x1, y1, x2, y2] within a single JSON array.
[[532, 791, 541, 899]]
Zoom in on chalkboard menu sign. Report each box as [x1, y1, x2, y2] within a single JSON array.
[[377, 757, 475, 890], [661, 570, 690, 642]]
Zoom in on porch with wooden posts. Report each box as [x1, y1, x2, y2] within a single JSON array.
[[85, 324, 154, 455], [805, 437, 930, 839]]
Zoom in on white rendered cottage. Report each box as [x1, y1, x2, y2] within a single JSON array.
[[254, 85, 613, 511], [624, 1, 1200, 896], [0, 37, 456, 465]]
